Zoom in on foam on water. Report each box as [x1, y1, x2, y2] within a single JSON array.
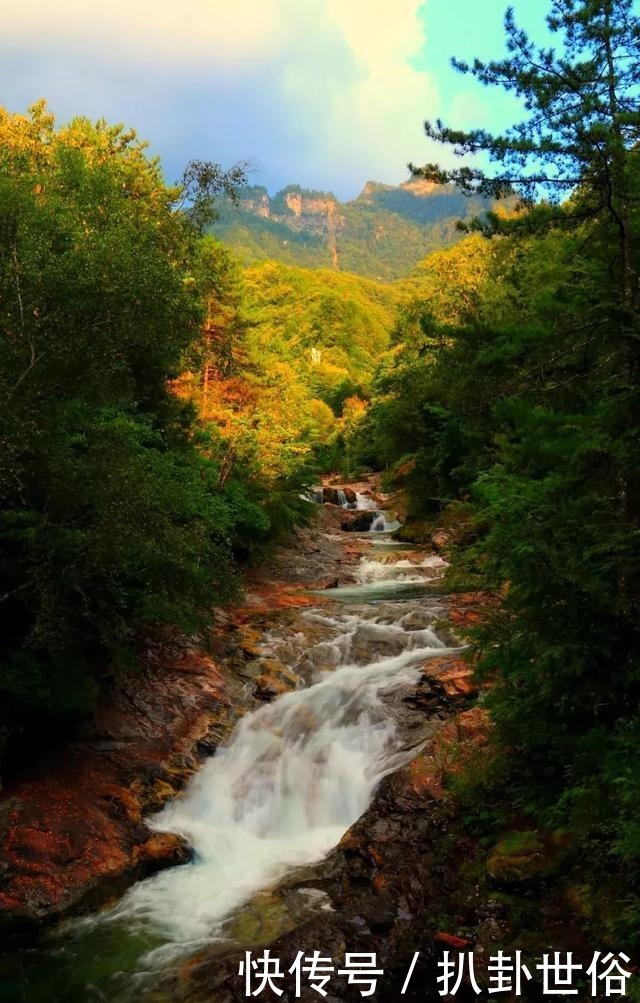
[[103, 643, 450, 965], [355, 555, 446, 584], [82, 552, 451, 968]]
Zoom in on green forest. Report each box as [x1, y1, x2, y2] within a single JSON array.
[[2, 0, 640, 976]]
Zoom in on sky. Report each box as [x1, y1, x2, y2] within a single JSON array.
[[1, 0, 553, 201]]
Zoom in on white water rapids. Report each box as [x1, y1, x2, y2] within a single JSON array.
[[92, 554, 453, 970]]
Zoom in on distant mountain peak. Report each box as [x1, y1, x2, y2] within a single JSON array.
[[215, 178, 493, 280], [358, 177, 441, 200], [358, 180, 395, 199], [399, 176, 442, 196]]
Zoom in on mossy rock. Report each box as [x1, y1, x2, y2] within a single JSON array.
[[223, 887, 328, 948], [394, 520, 434, 544], [486, 829, 576, 886], [252, 658, 300, 700], [225, 891, 296, 947]]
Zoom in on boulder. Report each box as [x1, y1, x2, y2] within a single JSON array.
[[252, 658, 300, 701], [340, 510, 376, 532], [431, 529, 450, 551]]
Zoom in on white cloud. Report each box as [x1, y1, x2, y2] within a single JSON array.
[[1, 0, 441, 196], [325, 0, 424, 65], [276, 0, 440, 190], [3, 0, 287, 67]]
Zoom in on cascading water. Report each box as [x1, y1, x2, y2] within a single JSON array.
[[313, 486, 382, 513], [103, 632, 451, 966], [1, 545, 455, 1001], [355, 492, 377, 511], [312, 484, 400, 530], [355, 554, 446, 584]]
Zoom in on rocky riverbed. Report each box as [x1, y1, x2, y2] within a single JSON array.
[[0, 486, 594, 1001]]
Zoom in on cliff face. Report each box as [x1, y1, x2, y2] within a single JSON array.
[[241, 187, 345, 235], [215, 178, 495, 280]]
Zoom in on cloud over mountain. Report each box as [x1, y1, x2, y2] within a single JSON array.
[[0, 0, 441, 198]]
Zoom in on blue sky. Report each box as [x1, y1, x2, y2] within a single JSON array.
[[2, 1, 555, 200]]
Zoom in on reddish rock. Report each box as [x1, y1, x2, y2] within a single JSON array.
[[435, 931, 473, 949], [243, 584, 330, 611], [422, 656, 478, 698], [0, 639, 239, 933], [253, 659, 300, 702], [321, 486, 357, 506], [134, 832, 190, 867], [431, 529, 450, 551], [448, 590, 499, 628]]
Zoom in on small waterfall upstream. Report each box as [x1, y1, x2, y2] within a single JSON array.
[[370, 512, 401, 533], [315, 484, 400, 532]]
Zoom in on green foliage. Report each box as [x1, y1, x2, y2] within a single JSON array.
[[363, 0, 640, 948], [0, 105, 257, 769], [242, 259, 403, 410]]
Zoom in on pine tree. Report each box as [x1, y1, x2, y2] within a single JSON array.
[[414, 0, 640, 310]]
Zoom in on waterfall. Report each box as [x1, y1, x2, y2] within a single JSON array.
[[97, 559, 453, 966], [355, 555, 445, 584], [9, 548, 458, 1002], [355, 492, 377, 511], [369, 513, 401, 533], [311, 487, 352, 508]]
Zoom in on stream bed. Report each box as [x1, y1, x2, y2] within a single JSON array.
[[0, 529, 459, 1002]]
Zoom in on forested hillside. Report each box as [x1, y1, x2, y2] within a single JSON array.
[[214, 177, 496, 279], [0, 106, 320, 771], [243, 261, 403, 406]]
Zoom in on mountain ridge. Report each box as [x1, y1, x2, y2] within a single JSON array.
[[214, 177, 494, 281]]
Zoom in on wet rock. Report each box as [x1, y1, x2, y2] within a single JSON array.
[[255, 515, 365, 586], [349, 623, 408, 661], [340, 510, 376, 532], [134, 832, 191, 868], [321, 487, 357, 506], [253, 659, 301, 701], [399, 608, 438, 630]]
